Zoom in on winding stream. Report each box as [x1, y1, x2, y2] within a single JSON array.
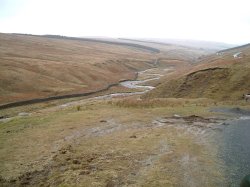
[[93, 68, 169, 99]]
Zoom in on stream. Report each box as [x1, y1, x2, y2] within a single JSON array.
[[0, 67, 171, 121], [93, 68, 168, 99]]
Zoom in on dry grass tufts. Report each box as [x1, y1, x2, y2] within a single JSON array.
[[109, 97, 215, 108]]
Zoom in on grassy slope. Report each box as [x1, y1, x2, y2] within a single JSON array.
[[0, 33, 209, 105], [145, 44, 250, 100], [0, 34, 156, 104]]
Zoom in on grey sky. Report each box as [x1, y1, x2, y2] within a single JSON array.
[[0, 0, 250, 44]]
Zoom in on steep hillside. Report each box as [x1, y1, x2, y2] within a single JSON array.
[[145, 44, 250, 100]]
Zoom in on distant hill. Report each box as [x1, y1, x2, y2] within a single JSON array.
[[145, 43, 250, 100], [120, 38, 236, 52]]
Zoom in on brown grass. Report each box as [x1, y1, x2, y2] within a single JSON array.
[[0, 34, 155, 104], [0, 33, 210, 105], [0, 99, 228, 186], [111, 97, 215, 108], [146, 44, 250, 100]]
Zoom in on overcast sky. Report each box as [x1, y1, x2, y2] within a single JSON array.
[[0, 0, 250, 44]]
